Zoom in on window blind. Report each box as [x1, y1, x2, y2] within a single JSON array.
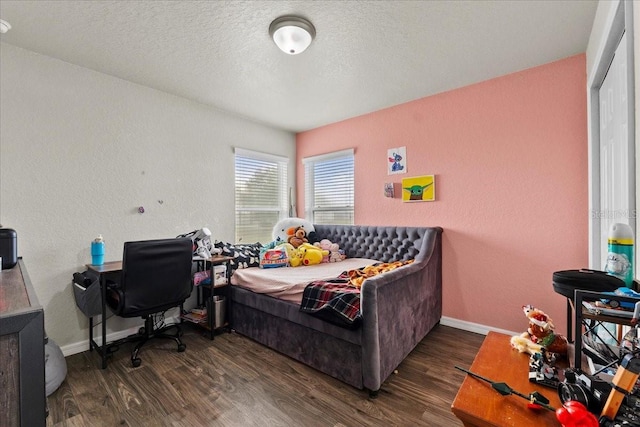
[[303, 149, 354, 225], [235, 148, 288, 243]]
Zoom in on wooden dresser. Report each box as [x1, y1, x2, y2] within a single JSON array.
[[0, 258, 46, 426]]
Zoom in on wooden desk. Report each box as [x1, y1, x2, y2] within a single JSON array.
[[86, 255, 234, 366], [86, 261, 122, 369], [451, 331, 562, 427]]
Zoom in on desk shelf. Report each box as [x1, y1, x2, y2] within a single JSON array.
[[191, 255, 234, 340], [574, 290, 638, 375]]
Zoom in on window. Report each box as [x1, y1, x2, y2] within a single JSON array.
[[303, 149, 354, 225], [235, 148, 288, 244]]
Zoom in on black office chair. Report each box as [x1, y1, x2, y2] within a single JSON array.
[[106, 237, 193, 367]]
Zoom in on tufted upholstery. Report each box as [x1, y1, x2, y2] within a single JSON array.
[[313, 225, 426, 263]]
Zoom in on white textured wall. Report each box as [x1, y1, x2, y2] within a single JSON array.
[[0, 43, 295, 350]]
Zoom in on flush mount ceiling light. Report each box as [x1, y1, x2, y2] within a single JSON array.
[[269, 16, 315, 55], [0, 19, 11, 34]]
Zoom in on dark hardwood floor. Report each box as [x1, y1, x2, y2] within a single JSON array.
[[46, 324, 485, 426]]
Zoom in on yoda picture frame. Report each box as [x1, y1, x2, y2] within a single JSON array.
[[402, 175, 435, 202]]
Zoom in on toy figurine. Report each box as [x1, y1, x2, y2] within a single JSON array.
[[528, 348, 561, 389], [511, 305, 568, 359]]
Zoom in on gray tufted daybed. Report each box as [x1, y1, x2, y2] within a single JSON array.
[[229, 224, 443, 397]]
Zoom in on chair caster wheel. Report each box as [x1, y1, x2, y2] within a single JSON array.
[[132, 358, 142, 368], [177, 344, 186, 352]]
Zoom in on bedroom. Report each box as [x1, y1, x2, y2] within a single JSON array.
[[0, 0, 636, 425]]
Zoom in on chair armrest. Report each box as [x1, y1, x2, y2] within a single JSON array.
[[359, 230, 442, 391]]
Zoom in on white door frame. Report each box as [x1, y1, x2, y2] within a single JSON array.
[[588, 0, 636, 268]]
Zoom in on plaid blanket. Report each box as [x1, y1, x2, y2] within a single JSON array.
[[299, 273, 362, 328], [299, 260, 414, 328]]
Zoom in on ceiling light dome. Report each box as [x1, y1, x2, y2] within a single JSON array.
[[269, 16, 315, 55]]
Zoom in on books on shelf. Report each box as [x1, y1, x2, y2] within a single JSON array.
[[181, 308, 207, 324]]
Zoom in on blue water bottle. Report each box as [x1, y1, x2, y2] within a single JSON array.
[[91, 234, 105, 266], [605, 223, 634, 287]]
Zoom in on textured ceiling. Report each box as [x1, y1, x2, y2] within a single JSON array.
[[0, 1, 598, 133]]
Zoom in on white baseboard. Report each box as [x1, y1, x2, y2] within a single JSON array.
[[60, 316, 181, 357], [61, 316, 514, 357], [440, 316, 518, 337]]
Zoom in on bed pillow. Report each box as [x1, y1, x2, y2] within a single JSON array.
[[214, 241, 262, 271]]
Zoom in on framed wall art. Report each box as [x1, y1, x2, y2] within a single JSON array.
[[387, 147, 407, 175], [402, 175, 435, 202]]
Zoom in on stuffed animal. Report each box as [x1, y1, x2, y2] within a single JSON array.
[[511, 305, 568, 359], [282, 243, 327, 267], [288, 245, 305, 267], [298, 243, 328, 266], [313, 239, 332, 263], [329, 250, 343, 262], [272, 218, 317, 248], [288, 226, 308, 248], [329, 244, 344, 262], [313, 239, 345, 263]]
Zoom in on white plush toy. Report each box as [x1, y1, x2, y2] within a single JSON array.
[[272, 217, 317, 247], [329, 243, 344, 262]]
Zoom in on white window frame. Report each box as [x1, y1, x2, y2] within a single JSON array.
[[587, 0, 636, 268], [234, 147, 288, 243], [303, 148, 354, 224]]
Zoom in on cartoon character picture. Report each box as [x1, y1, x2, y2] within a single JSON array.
[[402, 175, 435, 202], [404, 184, 431, 200], [387, 146, 407, 175], [389, 152, 404, 172]]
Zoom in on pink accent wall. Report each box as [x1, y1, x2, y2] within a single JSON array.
[[296, 54, 588, 335]]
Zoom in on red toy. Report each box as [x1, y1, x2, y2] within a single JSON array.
[[555, 401, 598, 427]]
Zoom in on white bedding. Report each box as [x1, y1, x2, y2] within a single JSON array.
[[230, 258, 378, 304]]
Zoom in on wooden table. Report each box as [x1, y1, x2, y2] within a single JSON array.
[[451, 331, 562, 427]]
